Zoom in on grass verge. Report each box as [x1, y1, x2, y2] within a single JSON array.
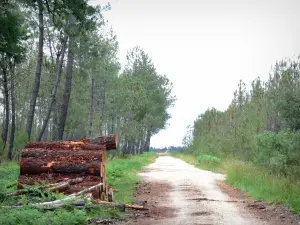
[[106, 152, 157, 203], [171, 152, 300, 213], [0, 152, 157, 225]]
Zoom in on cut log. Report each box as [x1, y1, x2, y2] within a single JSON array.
[[20, 159, 101, 175], [76, 135, 118, 150], [18, 174, 102, 187], [21, 149, 103, 161], [26, 141, 106, 151]]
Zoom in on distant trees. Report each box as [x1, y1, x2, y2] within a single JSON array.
[[150, 146, 184, 153], [118, 47, 175, 154], [0, 0, 174, 160], [0, 1, 28, 159], [187, 57, 300, 177]]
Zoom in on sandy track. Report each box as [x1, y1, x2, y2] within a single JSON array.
[[137, 156, 268, 225]]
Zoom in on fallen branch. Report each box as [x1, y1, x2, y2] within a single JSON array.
[[93, 200, 149, 210], [67, 183, 103, 198], [6, 199, 88, 209], [5, 197, 126, 212], [8, 177, 84, 197], [125, 203, 149, 210], [47, 182, 70, 193], [48, 177, 84, 189], [33, 183, 103, 208]]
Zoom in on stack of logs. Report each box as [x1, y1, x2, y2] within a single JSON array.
[[18, 135, 117, 201]]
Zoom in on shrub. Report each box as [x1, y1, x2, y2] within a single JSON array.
[[197, 154, 221, 164], [254, 131, 300, 177]]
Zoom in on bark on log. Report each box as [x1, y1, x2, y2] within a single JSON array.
[[76, 135, 118, 150], [21, 149, 103, 162], [20, 158, 101, 175], [26, 141, 106, 151]]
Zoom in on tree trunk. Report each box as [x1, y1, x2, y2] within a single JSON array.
[[8, 63, 16, 160], [99, 80, 107, 135], [142, 130, 148, 153], [26, 0, 44, 141], [89, 76, 95, 137], [26, 141, 106, 151], [52, 101, 59, 140], [57, 30, 75, 140], [144, 129, 151, 152], [42, 123, 49, 141], [21, 148, 104, 161], [121, 140, 129, 154], [21, 159, 102, 176], [1, 65, 9, 150], [78, 135, 118, 150], [37, 35, 67, 141]]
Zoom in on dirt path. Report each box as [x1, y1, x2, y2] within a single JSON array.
[[122, 156, 300, 225]]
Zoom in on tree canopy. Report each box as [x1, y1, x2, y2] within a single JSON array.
[[0, 0, 175, 160]]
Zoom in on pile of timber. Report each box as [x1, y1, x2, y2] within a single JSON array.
[[18, 135, 117, 201]]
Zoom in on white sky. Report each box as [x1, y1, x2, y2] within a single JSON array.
[[92, 0, 300, 148]]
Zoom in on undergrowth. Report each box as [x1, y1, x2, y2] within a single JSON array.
[[0, 152, 156, 225], [171, 152, 227, 173], [172, 152, 300, 213], [106, 152, 157, 203]]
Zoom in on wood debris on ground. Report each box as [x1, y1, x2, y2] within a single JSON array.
[[17, 134, 117, 201]]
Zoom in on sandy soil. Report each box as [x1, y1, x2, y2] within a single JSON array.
[[119, 156, 300, 225], [133, 156, 266, 225]]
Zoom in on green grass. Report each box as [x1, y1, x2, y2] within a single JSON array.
[[225, 160, 300, 212], [0, 152, 157, 225], [171, 152, 227, 173], [172, 152, 300, 213], [0, 162, 19, 194], [106, 152, 157, 203]]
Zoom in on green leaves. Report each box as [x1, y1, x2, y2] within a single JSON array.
[[118, 47, 175, 147], [187, 56, 300, 181], [0, 2, 28, 59]]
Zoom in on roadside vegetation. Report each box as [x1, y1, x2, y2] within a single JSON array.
[[172, 152, 300, 212], [106, 152, 157, 203], [0, 2, 170, 224], [0, 152, 156, 225], [180, 57, 300, 213]]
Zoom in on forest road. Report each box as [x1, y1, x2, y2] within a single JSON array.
[[133, 156, 269, 225]]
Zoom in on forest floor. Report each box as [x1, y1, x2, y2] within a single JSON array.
[[120, 156, 300, 225]]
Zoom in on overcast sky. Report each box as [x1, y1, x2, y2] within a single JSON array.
[[92, 0, 300, 148]]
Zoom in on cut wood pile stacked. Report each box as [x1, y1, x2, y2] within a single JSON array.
[[18, 135, 117, 201]]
